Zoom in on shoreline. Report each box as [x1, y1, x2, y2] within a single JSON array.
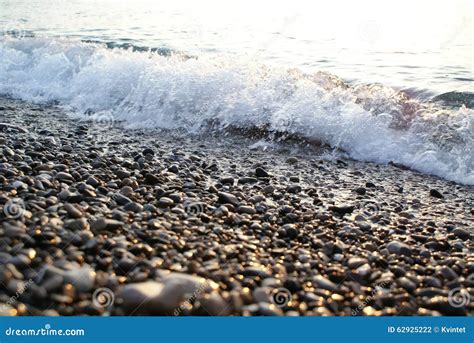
[[0, 97, 472, 316]]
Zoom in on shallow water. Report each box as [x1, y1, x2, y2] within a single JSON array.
[[0, 0, 473, 184]]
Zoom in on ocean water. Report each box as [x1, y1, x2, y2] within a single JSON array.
[[0, 0, 473, 184]]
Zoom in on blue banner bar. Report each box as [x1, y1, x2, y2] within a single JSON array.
[[0, 317, 472, 343]]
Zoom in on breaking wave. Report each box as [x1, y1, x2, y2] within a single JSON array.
[[0, 36, 472, 184]]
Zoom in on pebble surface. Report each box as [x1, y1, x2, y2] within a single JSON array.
[[0, 98, 473, 316]]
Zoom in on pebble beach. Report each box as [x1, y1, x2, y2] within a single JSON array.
[[0, 97, 472, 316]]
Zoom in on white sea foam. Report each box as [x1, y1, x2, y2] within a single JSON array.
[[0, 37, 473, 184]]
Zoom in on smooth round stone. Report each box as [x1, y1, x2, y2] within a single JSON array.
[[255, 167, 270, 178], [86, 176, 100, 187], [253, 287, 271, 303], [91, 218, 124, 231], [157, 197, 174, 208], [386, 241, 412, 256], [119, 186, 134, 197], [144, 174, 160, 185], [65, 218, 89, 231], [439, 266, 458, 281], [238, 177, 258, 184], [124, 202, 143, 212], [218, 192, 239, 206], [396, 277, 416, 293], [452, 228, 470, 240], [242, 266, 271, 279], [312, 275, 337, 291], [113, 193, 132, 205], [55, 172, 74, 181], [120, 273, 218, 315], [40, 265, 95, 292], [218, 176, 234, 185], [142, 148, 154, 156], [261, 185, 275, 194], [237, 205, 256, 215], [283, 224, 298, 240], [64, 203, 83, 218], [348, 257, 368, 269]]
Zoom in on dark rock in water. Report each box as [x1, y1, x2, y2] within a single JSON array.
[[218, 192, 239, 206], [432, 91, 474, 109], [429, 189, 444, 199], [255, 167, 270, 178]]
